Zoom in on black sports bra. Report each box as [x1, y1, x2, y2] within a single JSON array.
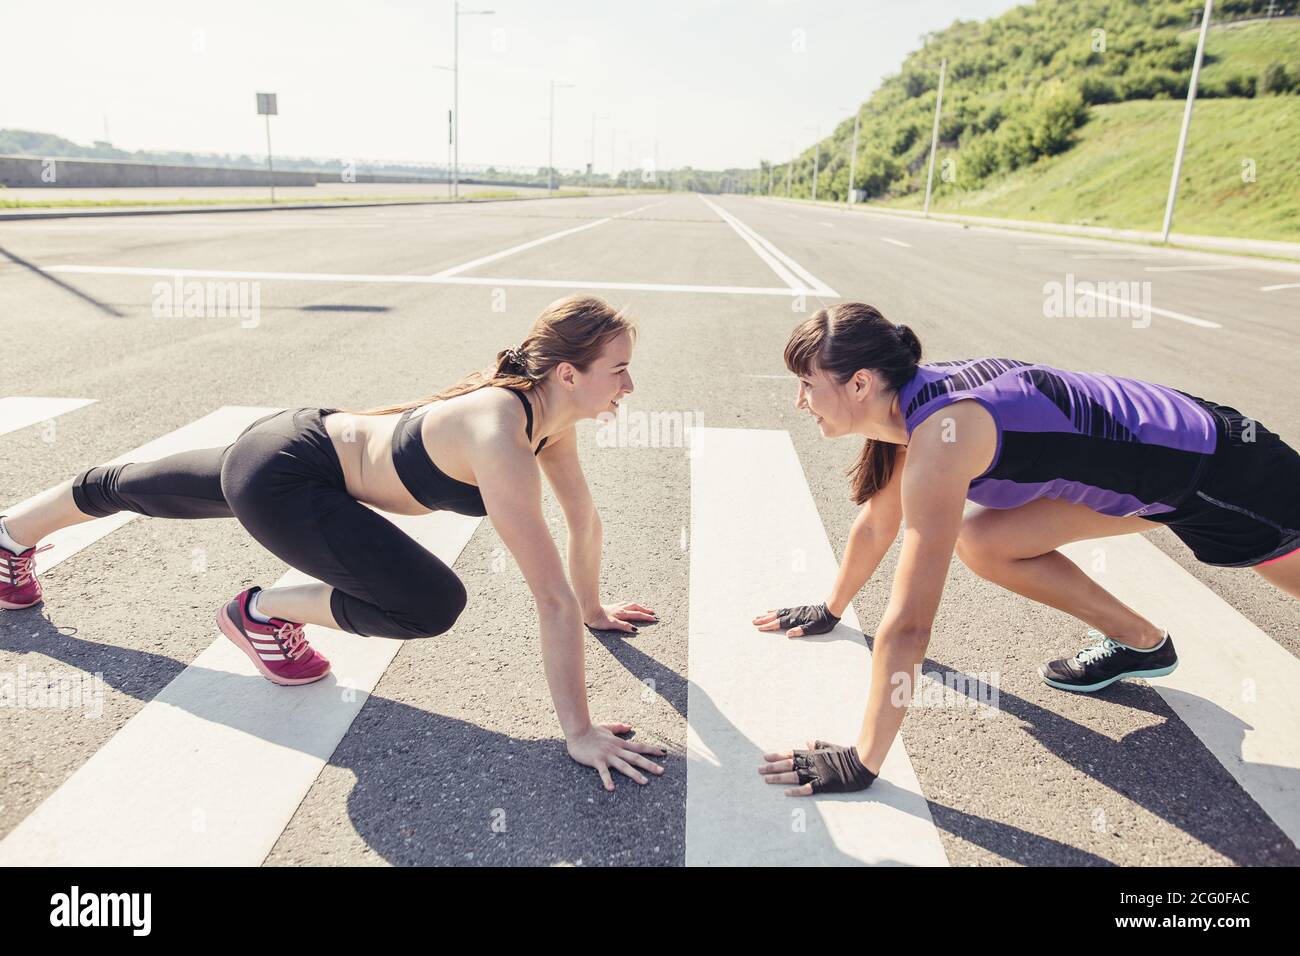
[[391, 385, 549, 517]]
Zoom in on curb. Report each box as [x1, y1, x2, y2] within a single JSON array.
[[754, 195, 1300, 263]]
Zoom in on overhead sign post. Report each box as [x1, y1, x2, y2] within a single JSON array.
[[256, 92, 278, 204]]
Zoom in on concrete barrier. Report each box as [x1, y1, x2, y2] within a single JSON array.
[[0, 155, 325, 188], [0, 155, 557, 191]]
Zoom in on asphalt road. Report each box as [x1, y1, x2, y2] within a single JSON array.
[[1, 191, 1296, 865]]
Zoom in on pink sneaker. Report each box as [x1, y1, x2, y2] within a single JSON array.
[[216, 587, 331, 686], [0, 543, 54, 609]]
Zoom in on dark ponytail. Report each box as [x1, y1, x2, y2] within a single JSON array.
[[783, 303, 922, 504]]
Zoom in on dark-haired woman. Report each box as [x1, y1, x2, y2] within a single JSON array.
[[1, 295, 665, 792], [754, 302, 1300, 796]]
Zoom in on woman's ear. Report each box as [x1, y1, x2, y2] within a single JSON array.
[[851, 368, 874, 401]]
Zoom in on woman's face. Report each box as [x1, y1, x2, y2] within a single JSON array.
[[576, 330, 635, 418], [795, 363, 857, 438]]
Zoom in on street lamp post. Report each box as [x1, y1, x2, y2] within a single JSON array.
[[923, 58, 947, 217], [610, 127, 625, 188], [589, 112, 608, 189], [1162, 0, 1214, 242], [451, 1, 494, 199], [844, 106, 860, 205], [803, 124, 820, 202], [433, 65, 454, 189], [548, 80, 575, 195]]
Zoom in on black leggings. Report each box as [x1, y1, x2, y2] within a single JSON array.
[[71, 407, 467, 639]]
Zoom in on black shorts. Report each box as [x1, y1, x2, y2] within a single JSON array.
[[1147, 395, 1300, 568]]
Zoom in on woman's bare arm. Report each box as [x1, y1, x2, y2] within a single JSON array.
[[466, 411, 664, 789]]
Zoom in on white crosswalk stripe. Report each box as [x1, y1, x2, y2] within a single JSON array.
[[686, 427, 948, 865], [0, 397, 96, 438]]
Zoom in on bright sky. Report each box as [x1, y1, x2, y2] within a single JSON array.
[[3, 0, 1025, 172]]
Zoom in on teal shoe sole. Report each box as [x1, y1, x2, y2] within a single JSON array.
[[1039, 660, 1178, 693]]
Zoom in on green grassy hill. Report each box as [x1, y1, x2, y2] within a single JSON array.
[[885, 96, 1300, 239], [772, 2, 1299, 241]]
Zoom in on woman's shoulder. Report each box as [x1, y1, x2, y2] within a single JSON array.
[[434, 385, 531, 446]]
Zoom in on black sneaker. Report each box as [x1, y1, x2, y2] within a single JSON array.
[[1039, 629, 1178, 693]]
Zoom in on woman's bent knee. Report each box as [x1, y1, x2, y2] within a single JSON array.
[[955, 518, 1002, 572], [389, 579, 468, 639], [72, 465, 126, 518]]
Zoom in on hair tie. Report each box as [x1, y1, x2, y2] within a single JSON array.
[[502, 346, 526, 368], [895, 323, 910, 338]]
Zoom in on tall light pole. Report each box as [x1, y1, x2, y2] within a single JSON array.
[[452, 2, 494, 199], [786, 139, 793, 197], [842, 105, 861, 205], [548, 80, 574, 195], [610, 127, 625, 187], [433, 64, 454, 189], [589, 112, 608, 189], [923, 58, 947, 217], [1162, 0, 1213, 242], [803, 124, 820, 202]]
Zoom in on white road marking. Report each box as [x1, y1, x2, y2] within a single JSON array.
[[700, 197, 838, 296], [1060, 535, 1300, 848], [686, 427, 948, 865], [430, 218, 614, 277], [0, 508, 482, 865], [819, 222, 835, 229], [3, 406, 281, 576], [700, 197, 804, 290], [1143, 264, 1245, 272], [0, 397, 95, 438], [45, 265, 811, 298], [1261, 283, 1300, 292], [1076, 290, 1222, 329], [1071, 254, 1164, 260], [879, 237, 912, 248], [1016, 244, 1095, 250], [614, 199, 669, 218], [427, 197, 666, 278]]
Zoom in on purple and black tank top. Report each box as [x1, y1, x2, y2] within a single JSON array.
[[897, 359, 1219, 518]]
